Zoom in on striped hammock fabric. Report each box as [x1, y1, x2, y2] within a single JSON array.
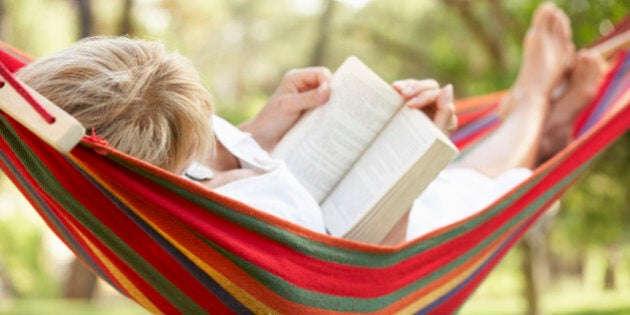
[[0, 45, 629, 314]]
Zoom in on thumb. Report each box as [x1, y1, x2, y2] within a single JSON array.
[[433, 84, 456, 132]]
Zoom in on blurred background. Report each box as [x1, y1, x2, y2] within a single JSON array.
[[0, 0, 628, 314]]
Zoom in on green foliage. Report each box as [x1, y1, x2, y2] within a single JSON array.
[[553, 133, 630, 249], [0, 215, 59, 298], [3, 0, 76, 56]]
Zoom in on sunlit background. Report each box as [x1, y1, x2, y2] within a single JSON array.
[[0, 0, 629, 314]]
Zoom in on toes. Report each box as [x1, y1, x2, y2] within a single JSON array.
[[531, 2, 555, 32], [570, 50, 607, 97], [573, 50, 606, 80]]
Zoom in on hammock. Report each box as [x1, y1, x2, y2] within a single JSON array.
[[0, 35, 629, 314]]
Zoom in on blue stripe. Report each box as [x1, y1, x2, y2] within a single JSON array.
[[450, 114, 499, 143], [0, 118, 115, 289], [76, 163, 253, 314], [578, 54, 630, 135]]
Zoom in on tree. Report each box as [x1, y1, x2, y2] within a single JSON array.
[[118, 0, 134, 36], [0, 0, 5, 39], [554, 133, 630, 290], [0, 257, 18, 298], [61, 0, 98, 300], [62, 258, 97, 300], [72, 0, 93, 39], [442, 0, 513, 72], [310, 0, 336, 66]]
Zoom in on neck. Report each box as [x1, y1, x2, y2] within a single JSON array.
[[204, 136, 240, 171]]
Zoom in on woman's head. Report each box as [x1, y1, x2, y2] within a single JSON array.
[[16, 36, 214, 174]]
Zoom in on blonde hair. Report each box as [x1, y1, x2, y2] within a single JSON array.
[[16, 36, 214, 174]]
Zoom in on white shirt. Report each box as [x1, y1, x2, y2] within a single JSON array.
[[187, 117, 530, 240], [406, 167, 531, 240], [187, 116, 327, 234]]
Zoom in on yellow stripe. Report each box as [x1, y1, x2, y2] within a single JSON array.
[[74, 227, 162, 314], [73, 158, 278, 313], [396, 243, 496, 314], [128, 203, 276, 313], [162, 233, 279, 315]]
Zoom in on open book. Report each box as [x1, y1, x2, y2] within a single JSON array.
[[272, 56, 459, 244]]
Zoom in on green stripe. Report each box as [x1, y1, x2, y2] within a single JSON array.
[[186, 165, 585, 313], [120, 149, 592, 270], [117, 158, 412, 265], [101, 130, 605, 312], [0, 117, 206, 313]]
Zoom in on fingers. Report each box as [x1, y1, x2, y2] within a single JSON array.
[[395, 79, 457, 134], [394, 78, 439, 107], [283, 80, 331, 111], [404, 88, 441, 110], [270, 67, 332, 113], [394, 79, 441, 113], [392, 79, 439, 100], [281, 67, 332, 93]]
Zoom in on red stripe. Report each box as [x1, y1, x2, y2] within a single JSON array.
[[574, 51, 627, 135], [0, 122, 179, 313], [456, 102, 499, 127], [58, 204, 183, 314], [454, 123, 499, 149], [432, 93, 630, 313], [65, 95, 630, 301], [8, 118, 231, 312], [75, 137, 543, 299], [373, 94, 630, 299], [0, 42, 29, 72], [0, 59, 56, 124]]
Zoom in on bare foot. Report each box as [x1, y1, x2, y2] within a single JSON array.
[[537, 50, 607, 162], [500, 2, 575, 118]]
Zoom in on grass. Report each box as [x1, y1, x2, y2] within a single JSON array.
[[459, 250, 630, 315], [460, 287, 630, 315], [1, 286, 629, 315], [0, 298, 147, 315]]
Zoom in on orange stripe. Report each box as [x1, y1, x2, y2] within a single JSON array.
[[71, 224, 162, 313], [454, 91, 506, 114], [378, 209, 537, 314], [75, 158, 318, 313], [113, 180, 360, 314]]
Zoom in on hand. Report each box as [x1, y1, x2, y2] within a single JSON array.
[[392, 79, 457, 135], [240, 67, 332, 151]]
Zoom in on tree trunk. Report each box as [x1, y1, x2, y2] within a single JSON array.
[[603, 244, 621, 291], [520, 208, 557, 315], [118, 0, 134, 36], [442, 0, 508, 72], [0, 0, 6, 39], [520, 238, 547, 315], [73, 0, 94, 39], [548, 249, 586, 285], [63, 257, 98, 300], [0, 258, 18, 298], [310, 0, 336, 66], [487, 0, 525, 42]]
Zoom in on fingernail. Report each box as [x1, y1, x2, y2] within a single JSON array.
[[318, 81, 329, 94], [403, 85, 414, 95], [442, 84, 453, 100]]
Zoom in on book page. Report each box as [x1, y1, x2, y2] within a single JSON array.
[[321, 108, 454, 237], [272, 56, 404, 202]]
